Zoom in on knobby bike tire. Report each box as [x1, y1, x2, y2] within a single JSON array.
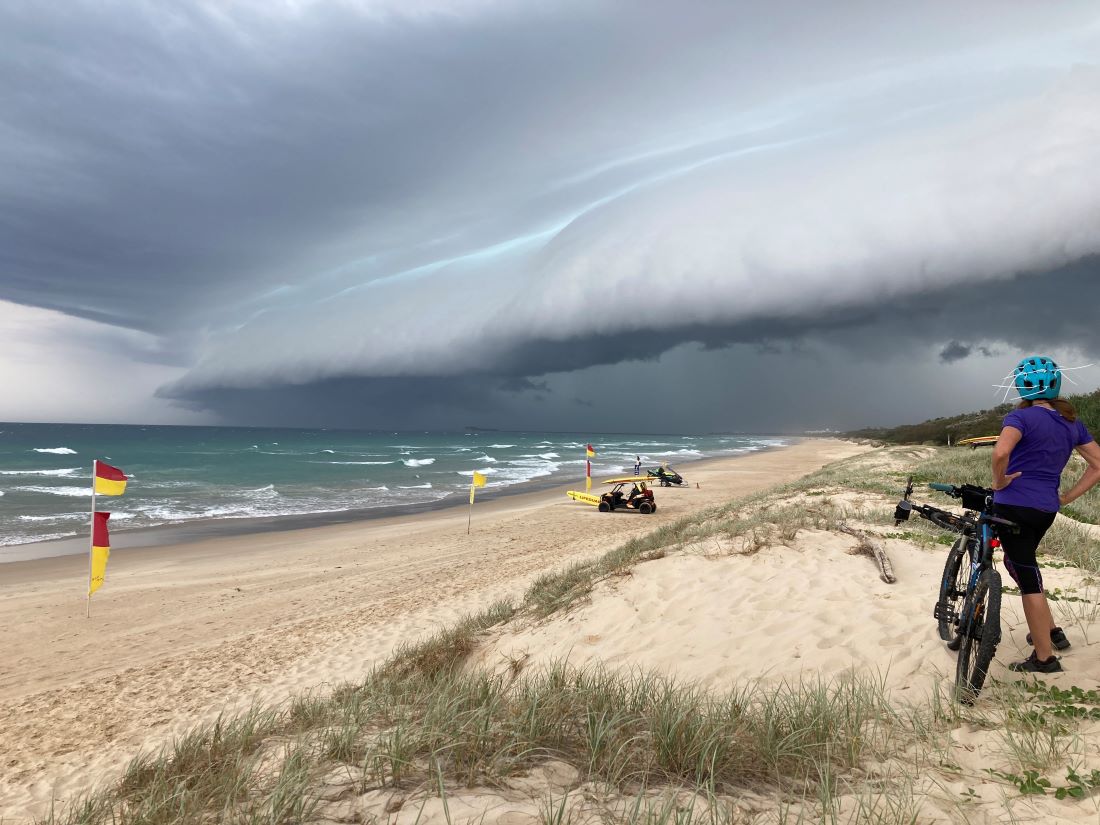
[[954, 568, 1002, 704], [936, 535, 968, 643]]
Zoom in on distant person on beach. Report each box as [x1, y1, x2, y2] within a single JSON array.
[[993, 356, 1100, 673], [633, 456, 641, 476]]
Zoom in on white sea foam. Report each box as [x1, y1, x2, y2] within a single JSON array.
[[0, 467, 81, 477], [402, 458, 435, 467], [495, 457, 559, 483], [474, 454, 498, 463], [320, 449, 336, 453], [458, 468, 497, 477], [33, 447, 77, 455], [486, 444, 515, 449], [14, 485, 91, 497], [320, 460, 395, 465], [537, 452, 560, 459], [1, 531, 71, 547], [134, 505, 205, 521], [19, 513, 88, 522], [398, 483, 433, 489], [140, 480, 200, 489]]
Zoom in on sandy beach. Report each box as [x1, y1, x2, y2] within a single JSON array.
[[0, 438, 865, 821]]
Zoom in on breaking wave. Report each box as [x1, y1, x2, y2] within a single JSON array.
[[0, 467, 81, 477], [14, 485, 91, 497]]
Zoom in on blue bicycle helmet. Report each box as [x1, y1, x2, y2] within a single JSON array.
[[1014, 356, 1062, 400]]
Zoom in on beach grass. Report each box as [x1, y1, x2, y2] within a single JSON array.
[[37, 444, 1100, 825], [40, 666, 901, 825]]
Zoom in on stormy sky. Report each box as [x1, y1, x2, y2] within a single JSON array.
[[2, 1, 1099, 432]]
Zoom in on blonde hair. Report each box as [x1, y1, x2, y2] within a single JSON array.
[[1017, 397, 1078, 423]]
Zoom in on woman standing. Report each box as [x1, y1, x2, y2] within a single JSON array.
[[992, 356, 1100, 672]]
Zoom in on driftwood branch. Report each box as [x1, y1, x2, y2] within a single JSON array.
[[837, 522, 896, 584]]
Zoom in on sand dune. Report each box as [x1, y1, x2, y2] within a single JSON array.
[[473, 529, 947, 692]]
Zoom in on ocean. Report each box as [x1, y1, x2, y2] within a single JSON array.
[[0, 423, 787, 559]]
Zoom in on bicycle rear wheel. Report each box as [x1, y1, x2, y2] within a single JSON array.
[[935, 536, 968, 643], [955, 568, 1002, 704]]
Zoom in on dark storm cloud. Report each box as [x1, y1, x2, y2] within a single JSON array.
[[815, 260, 1100, 361], [170, 374, 526, 430], [938, 342, 997, 364], [177, 260, 1100, 429], [939, 342, 972, 363], [4, 1, 1100, 428]]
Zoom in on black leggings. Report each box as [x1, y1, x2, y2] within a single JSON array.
[[994, 503, 1057, 595]]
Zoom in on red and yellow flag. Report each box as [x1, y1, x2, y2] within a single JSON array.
[[89, 511, 111, 596], [94, 461, 128, 496], [586, 444, 596, 457]]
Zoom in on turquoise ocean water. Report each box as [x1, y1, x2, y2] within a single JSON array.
[[0, 423, 787, 559]]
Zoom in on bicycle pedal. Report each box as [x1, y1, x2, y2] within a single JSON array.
[[934, 603, 959, 623]]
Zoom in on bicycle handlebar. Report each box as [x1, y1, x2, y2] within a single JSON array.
[[928, 482, 954, 493], [896, 500, 1018, 533]]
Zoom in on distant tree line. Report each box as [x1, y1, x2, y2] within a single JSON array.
[[847, 389, 1100, 446]]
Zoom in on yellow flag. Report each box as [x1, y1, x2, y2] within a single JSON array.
[[89, 547, 110, 595], [470, 471, 487, 503]]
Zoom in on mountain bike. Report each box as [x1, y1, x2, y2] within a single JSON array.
[[895, 478, 1019, 703], [894, 479, 978, 646]]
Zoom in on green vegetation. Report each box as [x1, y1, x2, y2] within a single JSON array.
[[848, 389, 1100, 446], [39, 446, 1100, 825]]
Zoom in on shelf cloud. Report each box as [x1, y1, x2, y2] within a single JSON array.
[[3, 1, 1099, 428]]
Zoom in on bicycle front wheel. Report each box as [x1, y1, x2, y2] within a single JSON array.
[[936, 536, 968, 643], [955, 568, 1002, 704]]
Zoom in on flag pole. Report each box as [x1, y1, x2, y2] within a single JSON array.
[[467, 481, 474, 535], [87, 459, 96, 618]]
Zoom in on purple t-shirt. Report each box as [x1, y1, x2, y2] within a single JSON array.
[[994, 406, 1094, 512]]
